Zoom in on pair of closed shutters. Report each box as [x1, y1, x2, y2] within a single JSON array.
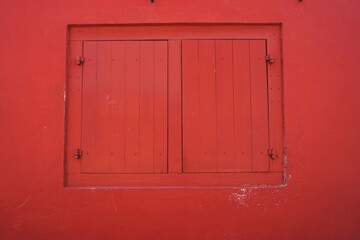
[[80, 39, 269, 174]]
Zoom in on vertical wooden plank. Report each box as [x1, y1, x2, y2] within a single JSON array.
[[66, 40, 83, 174], [153, 41, 168, 173], [81, 41, 98, 173], [95, 41, 112, 172], [124, 41, 140, 173], [198, 40, 217, 172], [182, 40, 200, 172], [139, 41, 155, 173], [215, 40, 235, 172], [233, 40, 252, 172], [168, 40, 183, 173], [250, 40, 269, 172], [82, 41, 112, 173], [110, 41, 126, 173]]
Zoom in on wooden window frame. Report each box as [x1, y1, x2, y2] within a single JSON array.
[[65, 24, 284, 187]]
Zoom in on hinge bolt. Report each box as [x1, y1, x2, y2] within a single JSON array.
[[265, 55, 275, 64], [268, 148, 277, 159], [76, 56, 84, 65], [74, 148, 83, 159]]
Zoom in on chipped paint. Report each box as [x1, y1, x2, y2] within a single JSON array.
[[229, 188, 252, 206]]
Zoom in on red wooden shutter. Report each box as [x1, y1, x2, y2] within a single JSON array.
[[81, 41, 168, 174], [182, 39, 269, 173]]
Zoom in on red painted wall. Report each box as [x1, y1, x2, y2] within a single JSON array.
[[1, 0, 359, 239]]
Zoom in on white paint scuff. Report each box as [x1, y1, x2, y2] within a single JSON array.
[[229, 188, 251, 206]]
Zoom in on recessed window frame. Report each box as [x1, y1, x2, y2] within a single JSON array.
[[65, 24, 284, 187]]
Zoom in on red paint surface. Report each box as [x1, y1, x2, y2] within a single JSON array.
[[80, 40, 168, 174], [182, 39, 269, 173], [0, 0, 359, 239]]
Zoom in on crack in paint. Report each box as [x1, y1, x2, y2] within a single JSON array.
[[15, 193, 32, 210], [111, 194, 118, 212]]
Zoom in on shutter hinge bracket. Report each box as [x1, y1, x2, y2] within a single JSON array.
[[74, 148, 83, 159], [265, 55, 275, 64], [76, 56, 84, 65], [268, 148, 277, 159]]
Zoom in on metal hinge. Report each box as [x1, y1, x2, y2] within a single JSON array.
[[76, 56, 84, 65], [268, 148, 277, 159], [265, 55, 275, 64], [74, 148, 83, 159]]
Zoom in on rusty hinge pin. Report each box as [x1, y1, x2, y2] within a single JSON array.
[[74, 148, 83, 159], [76, 56, 84, 65], [268, 148, 277, 160], [265, 55, 275, 64]]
